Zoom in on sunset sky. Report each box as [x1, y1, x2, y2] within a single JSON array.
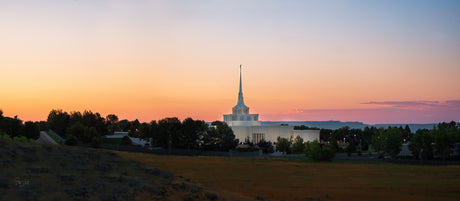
[[1, 0, 459, 124]]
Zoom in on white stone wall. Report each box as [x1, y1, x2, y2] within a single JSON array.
[[230, 125, 320, 144]]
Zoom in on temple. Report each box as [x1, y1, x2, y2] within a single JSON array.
[[223, 65, 319, 144]]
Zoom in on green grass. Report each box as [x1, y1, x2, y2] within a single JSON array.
[[103, 137, 123, 145], [46, 131, 62, 144]]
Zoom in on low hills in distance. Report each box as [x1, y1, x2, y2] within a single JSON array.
[[260, 121, 436, 131]]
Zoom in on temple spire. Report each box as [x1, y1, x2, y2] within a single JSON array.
[[236, 64, 246, 107]]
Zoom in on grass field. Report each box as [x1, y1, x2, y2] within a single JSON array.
[[116, 152, 460, 201], [103, 137, 123, 145]]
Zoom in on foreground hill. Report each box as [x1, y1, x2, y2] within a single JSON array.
[[0, 141, 226, 201]]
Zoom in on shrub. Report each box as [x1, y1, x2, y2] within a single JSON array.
[[0, 133, 12, 141], [306, 140, 336, 161], [276, 138, 291, 154], [292, 136, 305, 154], [13, 136, 31, 143], [346, 141, 356, 156], [64, 135, 78, 146], [91, 136, 103, 148], [121, 136, 132, 146]]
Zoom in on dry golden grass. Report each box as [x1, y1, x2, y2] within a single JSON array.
[[116, 151, 460, 201]]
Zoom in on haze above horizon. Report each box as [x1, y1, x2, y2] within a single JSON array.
[[1, 0, 459, 124]]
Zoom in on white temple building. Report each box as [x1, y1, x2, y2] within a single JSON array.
[[224, 65, 319, 144]]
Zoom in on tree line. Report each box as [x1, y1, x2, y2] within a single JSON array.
[[316, 122, 459, 160], [267, 122, 459, 161], [0, 110, 42, 142], [46, 109, 238, 151], [2, 108, 459, 160]]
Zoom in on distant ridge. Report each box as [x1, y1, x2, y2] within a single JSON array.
[[261, 121, 436, 131]]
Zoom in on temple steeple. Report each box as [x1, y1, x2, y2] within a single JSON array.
[[236, 64, 247, 107], [223, 64, 259, 125]]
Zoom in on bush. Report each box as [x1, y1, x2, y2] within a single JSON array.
[[0, 134, 12, 141], [383, 127, 403, 158], [91, 136, 103, 148], [65, 135, 78, 146], [306, 140, 336, 161], [13, 136, 32, 143], [292, 136, 305, 153], [121, 136, 132, 146], [276, 138, 291, 154], [346, 141, 356, 156], [256, 140, 274, 153], [21, 121, 40, 140]]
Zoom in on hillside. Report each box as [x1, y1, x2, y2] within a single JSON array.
[[0, 141, 227, 201]]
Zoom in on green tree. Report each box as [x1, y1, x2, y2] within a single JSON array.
[[409, 129, 434, 160], [257, 139, 274, 153], [107, 124, 121, 135], [292, 135, 305, 153], [276, 137, 290, 154], [67, 122, 85, 142], [106, 114, 119, 125], [121, 136, 132, 146], [319, 129, 333, 141], [409, 132, 422, 159], [81, 110, 108, 136], [182, 118, 207, 150], [371, 128, 385, 157], [65, 135, 78, 146], [0, 109, 3, 132], [2, 117, 23, 138], [82, 127, 98, 143], [346, 140, 356, 156], [362, 126, 377, 151], [21, 121, 40, 140], [47, 109, 70, 136], [37, 121, 49, 131], [205, 121, 238, 151], [146, 121, 159, 146], [158, 117, 182, 149], [307, 140, 335, 161], [433, 123, 457, 162], [91, 136, 104, 148], [303, 141, 312, 156], [403, 125, 412, 142], [383, 127, 403, 158], [106, 114, 120, 135]]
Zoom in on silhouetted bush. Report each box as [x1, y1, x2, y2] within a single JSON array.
[[306, 140, 336, 161], [121, 136, 132, 146], [91, 136, 103, 148], [64, 135, 77, 146]]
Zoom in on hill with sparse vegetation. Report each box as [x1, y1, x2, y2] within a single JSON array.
[[0, 140, 226, 201]]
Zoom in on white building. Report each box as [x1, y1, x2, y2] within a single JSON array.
[[224, 65, 319, 144]]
